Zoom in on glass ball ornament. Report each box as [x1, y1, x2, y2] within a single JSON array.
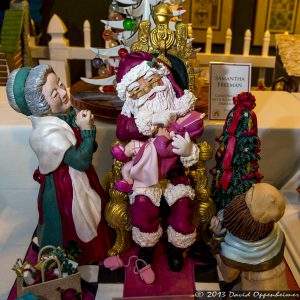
[[108, 40, 118, 48], [109, 0, 119, 13], [108, 65, 115, 76], [118, 47, 128, 58], [92, 56, 104, 69], [109, 12, 123, 21], [98, 66, 110, 78], [102, 29, 113, 41], [123, 18, 137, 31]]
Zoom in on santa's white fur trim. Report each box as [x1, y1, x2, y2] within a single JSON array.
[[132, 226, 163, 247], [130, 185, 163, 207], [164, 183, 195, 207], [116, 61, 169, 101], [134, 111, 157, 136], [180, 143, 200, 167], [167, 225, 196, 248]]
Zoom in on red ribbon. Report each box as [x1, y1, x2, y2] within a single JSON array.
[[220, 106, 242, 190]]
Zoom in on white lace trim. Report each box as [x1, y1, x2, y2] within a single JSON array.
[[132, 226, 163, 247], [164, 183, 195, 206], [129, 185, 163, 207], [167, 225, 197, 248], [180, 143, 200, 167], [174, 90, 196, 117], [116, 61, 169, 101], [134, 111, 156, 136]]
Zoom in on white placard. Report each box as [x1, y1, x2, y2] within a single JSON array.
[[209, 62, 251, 120]]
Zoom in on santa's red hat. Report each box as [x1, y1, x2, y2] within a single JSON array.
[[116, 51, 184, 100]]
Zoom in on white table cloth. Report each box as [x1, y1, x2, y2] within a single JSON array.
[[0, 88, 300, 298]]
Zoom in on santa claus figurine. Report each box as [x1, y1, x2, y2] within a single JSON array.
[[104, 51, 204, 284]]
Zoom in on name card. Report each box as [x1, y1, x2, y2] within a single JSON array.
[[209, 62, 251, 120]]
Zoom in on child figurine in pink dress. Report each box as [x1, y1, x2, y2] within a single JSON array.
[[112, 111, 204, 193]]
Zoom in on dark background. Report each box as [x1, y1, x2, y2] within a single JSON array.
[[0, 0, 274, 85]]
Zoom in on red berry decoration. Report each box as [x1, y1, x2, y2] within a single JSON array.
[[92, 57, 104, 69], [123, 18, 136, 30], [118, 47, 128, 58]]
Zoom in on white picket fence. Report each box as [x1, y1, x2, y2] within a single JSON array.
[[29, 14, 277, 86]]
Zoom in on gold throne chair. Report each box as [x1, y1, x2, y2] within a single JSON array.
[[103, 3, 216, 257]]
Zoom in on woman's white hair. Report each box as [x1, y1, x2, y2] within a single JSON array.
[[6, 65, 54, 116], [6, 69, 20, 113]]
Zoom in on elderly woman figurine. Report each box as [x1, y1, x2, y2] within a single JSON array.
[[6, 65, 111, 264]]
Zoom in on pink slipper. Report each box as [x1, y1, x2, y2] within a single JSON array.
[[111, 144, 129, 162], [103, 255, 124, 271], [137, 264, 155, 284], [115, 179, 133, 193]]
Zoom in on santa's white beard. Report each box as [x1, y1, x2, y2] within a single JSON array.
[[121, 76, 196, 121], [126, 77, 178, 115]]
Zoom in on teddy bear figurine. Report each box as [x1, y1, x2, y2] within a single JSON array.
[[210, 183, 289, 291]]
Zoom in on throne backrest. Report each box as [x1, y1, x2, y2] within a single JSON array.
[[130, 3, 195, 92]]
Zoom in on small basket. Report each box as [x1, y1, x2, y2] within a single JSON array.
[[17, 246, 82, 300]]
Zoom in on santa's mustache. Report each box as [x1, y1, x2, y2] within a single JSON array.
[[136, 85, 167, 108]]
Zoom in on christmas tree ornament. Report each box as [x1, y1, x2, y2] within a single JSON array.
[[98, 66, 110, 78], [107, 65, 115, 76], [92, 56, 105, 69], [118, 47, 128, 58], [102, 29, 113, 41], [108, 40, 118, 48], [109, 12, 124, 21], [99, 85, 116, 93], [109, 0, 119, 13], [123, 18, 137, 31]]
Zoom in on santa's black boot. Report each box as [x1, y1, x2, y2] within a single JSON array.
[[167, 242, 185, 272], [137, 246, 155, 269]]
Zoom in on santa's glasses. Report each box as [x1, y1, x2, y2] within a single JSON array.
[[127, 74, 163, 100]]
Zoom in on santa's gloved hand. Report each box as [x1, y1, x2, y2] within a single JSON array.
[[152, 111, 176, 127], [172, 132, 193, 157]]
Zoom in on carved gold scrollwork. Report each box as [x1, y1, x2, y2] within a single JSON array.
[[150, 25, 175, 67], [188, 142, 216, 230], [103, 144, 132, 256], [131, 20, 151, 53]]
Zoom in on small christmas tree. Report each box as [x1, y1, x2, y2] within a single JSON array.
[[211, 92, 264, 211]]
